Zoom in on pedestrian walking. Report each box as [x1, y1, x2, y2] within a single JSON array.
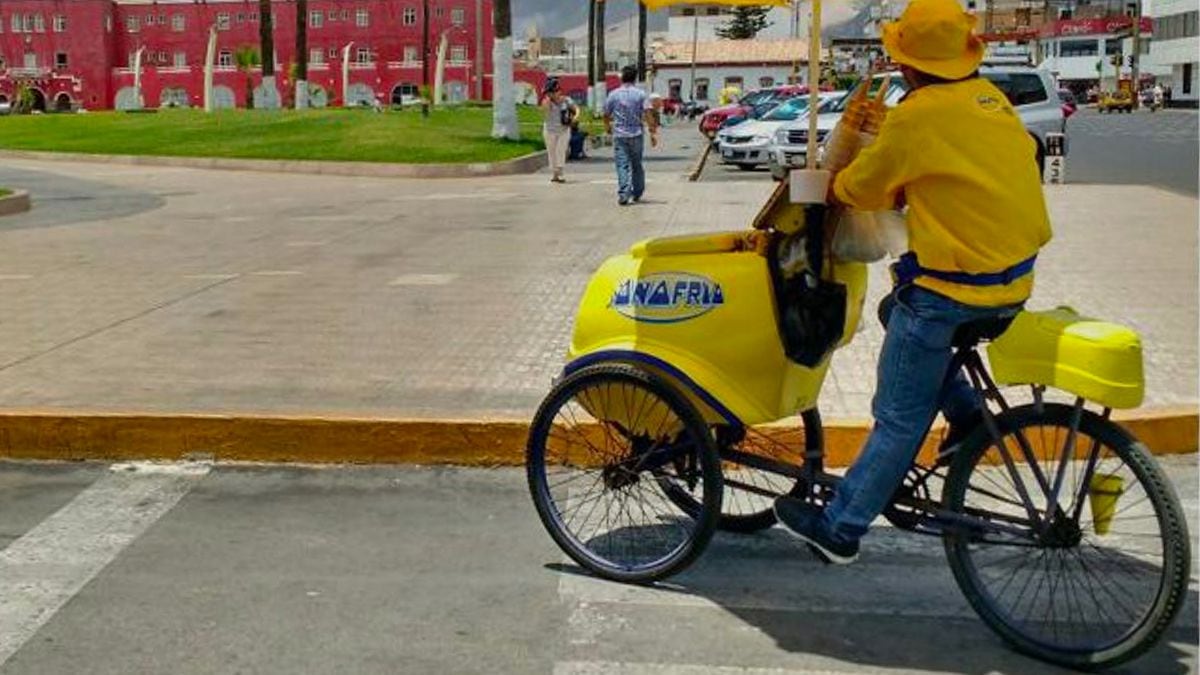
[[541, 78, 576, 184], [604, 65, 659, 206]]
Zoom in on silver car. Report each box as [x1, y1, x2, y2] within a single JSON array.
[[768, 64, 1068, 180]]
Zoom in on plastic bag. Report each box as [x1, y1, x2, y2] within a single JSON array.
[[831, 209, 908, 263]]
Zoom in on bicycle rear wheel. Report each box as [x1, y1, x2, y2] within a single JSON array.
[[942, 403, 1191, 670], [526, 362, 723, 583]]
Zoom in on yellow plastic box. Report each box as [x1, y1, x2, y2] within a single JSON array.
[[987, 307, 1144, 409]]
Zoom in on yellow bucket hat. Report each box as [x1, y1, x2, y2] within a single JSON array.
[[881, 0, 985, 81]]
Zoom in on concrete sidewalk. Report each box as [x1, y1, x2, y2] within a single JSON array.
[[0, 137, 1194, 425]]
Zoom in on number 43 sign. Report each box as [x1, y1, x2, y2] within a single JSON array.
[[1044, 132, 1066, 185]]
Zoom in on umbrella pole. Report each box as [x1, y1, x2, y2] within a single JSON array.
[[807, 0, 821, 164]]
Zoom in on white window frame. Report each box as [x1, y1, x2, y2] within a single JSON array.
[[171, 14, 185, 31], [403, 8, 417, 25], [356, 47, 371, 65], [217, 50, 233, 68], [33, 14, 45, 32], [53, 14, 66, 32], [55, 51, 68, 69], [449, 45, 467, 64], [126, 15, 140, 33], [451, 8, 465, 26], [173, 51, 187, 68], [216, 13, 231, 30], [403, 46, 418, 64], [310, 10, 323, 28], [310, 49, 324, 65], [356, 8, 369, 27]]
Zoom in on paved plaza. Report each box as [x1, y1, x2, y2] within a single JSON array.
[[0, 126, 1195, 421]]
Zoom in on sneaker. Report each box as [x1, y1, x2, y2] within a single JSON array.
[[773, 497, 859, 565], [618, 197, 631, 206]]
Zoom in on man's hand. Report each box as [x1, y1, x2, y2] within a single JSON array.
[[650, 131, 659, 148]]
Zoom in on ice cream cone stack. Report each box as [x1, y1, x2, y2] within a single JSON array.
[[820, 78, 871, 172]]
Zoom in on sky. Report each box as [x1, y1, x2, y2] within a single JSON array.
[[514, 1, 865, 39]]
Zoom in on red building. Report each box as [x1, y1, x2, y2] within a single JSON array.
[[1, 0, 495, 110]]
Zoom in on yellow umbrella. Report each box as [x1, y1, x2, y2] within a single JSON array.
[[640, 0, 826, 162]]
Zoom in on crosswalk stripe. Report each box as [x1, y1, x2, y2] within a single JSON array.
[[0, 462, 209, 666]]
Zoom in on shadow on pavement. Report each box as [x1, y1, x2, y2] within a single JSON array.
[[545, 527, 1199, 675]]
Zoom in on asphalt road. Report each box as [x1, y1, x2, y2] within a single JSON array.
[[1064, 109, 1198, 196], [693, 108, 1199, 193], [0, 458, 1196, 674]]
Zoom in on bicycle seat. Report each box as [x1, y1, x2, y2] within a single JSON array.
[[952, 316, 1016, 348]]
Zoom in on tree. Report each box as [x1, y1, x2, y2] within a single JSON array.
[[637, 1, 647, 80], [491, 0, 519, 139], [257, 0, 279, 108], [715, 6, 773, 40], [235, 46, 262, 109], [295, 0, 309, 108]]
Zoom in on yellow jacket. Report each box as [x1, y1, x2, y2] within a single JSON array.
[[832, 77, 1053, 307]]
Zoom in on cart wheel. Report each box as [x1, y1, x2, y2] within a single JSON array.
[[526, 362, 723, 583], [659, 409, 823, 534]]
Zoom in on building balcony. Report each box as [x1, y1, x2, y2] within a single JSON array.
[[7, 67, 51, 78]]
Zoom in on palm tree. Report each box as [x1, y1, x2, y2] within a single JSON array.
[[491, 0, 519, 139], [257, 0, 277, 108], [637, 1, 647, 81], [295, 0, 308, 108], [587, 0, 596, 92], [595, 0, 606, 108], [235, 45, 262, 109]]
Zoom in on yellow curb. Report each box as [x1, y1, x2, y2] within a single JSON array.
[[0, 408, 1193, 467]]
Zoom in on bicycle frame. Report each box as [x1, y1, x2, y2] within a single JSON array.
[[714, 343, 1115, 545]]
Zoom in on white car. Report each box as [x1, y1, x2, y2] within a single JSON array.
[[769, 65, 1068, 180], [769, 81, 906, 180], [717, 94, 839, 171]]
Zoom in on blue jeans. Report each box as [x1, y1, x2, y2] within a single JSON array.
[[613, 135, 645, 202], [823, 285, 1022, 544]]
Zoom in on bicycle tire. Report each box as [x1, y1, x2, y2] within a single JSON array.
[[526, 362, 723, 584], [942, 403, 1190, 670], [659, 408, 823, 534]]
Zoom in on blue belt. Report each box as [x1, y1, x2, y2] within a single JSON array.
[[892, 252, 1037, 287]]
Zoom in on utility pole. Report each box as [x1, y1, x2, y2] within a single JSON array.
[[689, 10, 699, 101], [422, 0, 431, 89], [1130, 0, 1141, 107]]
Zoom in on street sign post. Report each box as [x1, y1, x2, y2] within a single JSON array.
[[1045, 132, 1066, 185]]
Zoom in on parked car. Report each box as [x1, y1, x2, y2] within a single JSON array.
[[1098, 90, 1135, 114], [0, 100, 11, 116], [769, 65, 1068, 180], [717, 94, 841, 171], [698, 84, 810, 136], [769, 80, 905, 180]]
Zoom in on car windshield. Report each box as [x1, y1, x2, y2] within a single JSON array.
[[739, 90, 774, 107], [825, 79, 907, 113], [982, 71, 1049, 106], [762, 97, 809, 121]]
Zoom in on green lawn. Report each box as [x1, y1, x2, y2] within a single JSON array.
[[0, 189, 9, 198], [0, 107, 547, 164]]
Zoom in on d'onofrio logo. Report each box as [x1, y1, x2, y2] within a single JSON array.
[[610, 272, 725, 323]]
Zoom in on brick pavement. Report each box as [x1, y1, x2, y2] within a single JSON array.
[[0, 138, 1194, 421]]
